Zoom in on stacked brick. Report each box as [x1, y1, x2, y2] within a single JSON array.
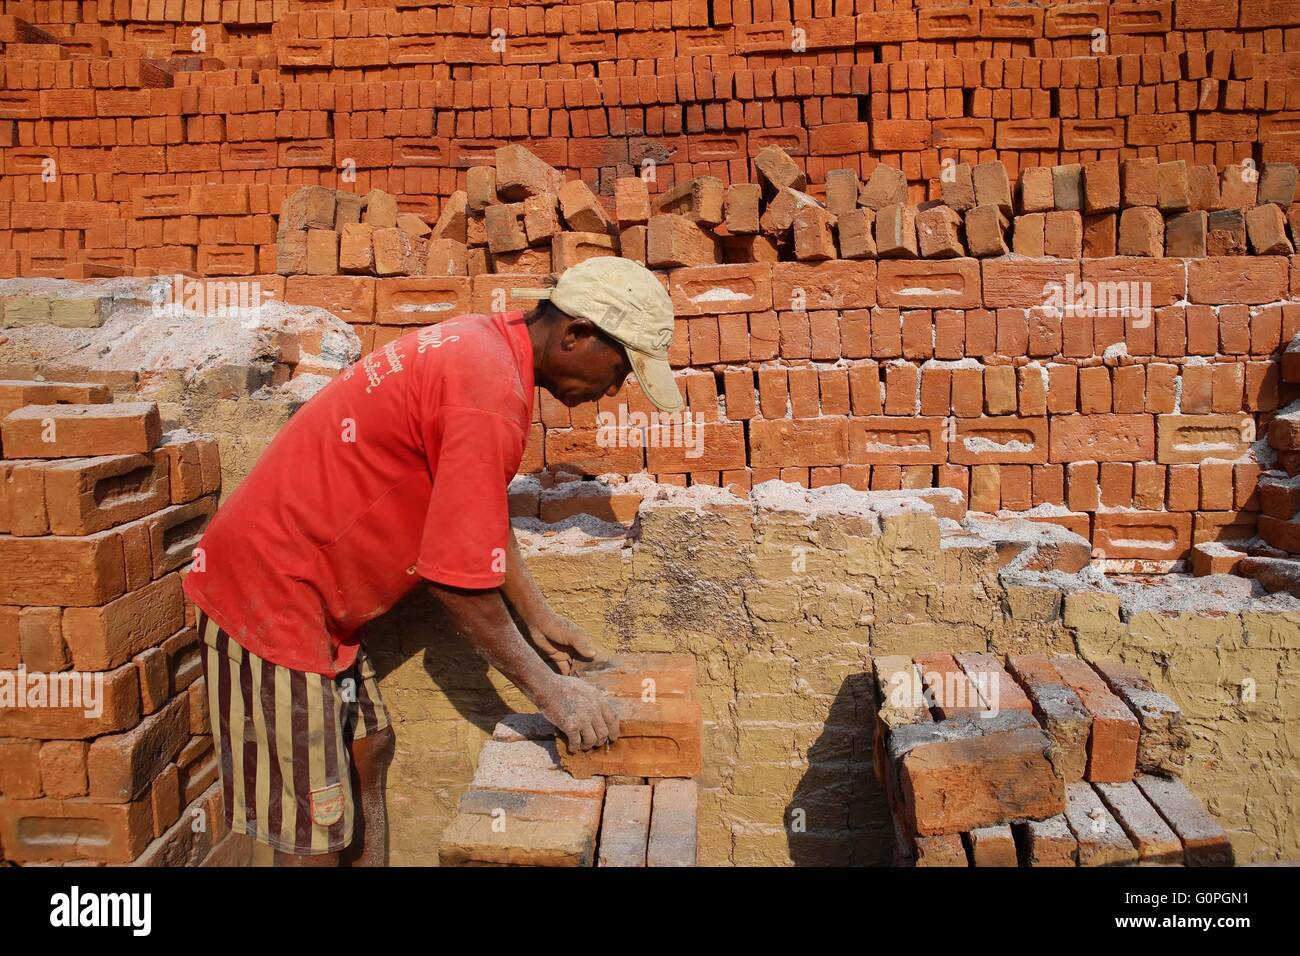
[[439, 653, 700, 866], [3, 2, 1300, 274], [0, 380, 232, 866], [3, 2, 1300, 566], [872, 650, 1233, 866], [1205, 351, 1300, 591], [300, 140, 1293, 573]]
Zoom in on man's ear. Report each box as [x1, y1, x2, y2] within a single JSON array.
[[560, 316, 597, 351]]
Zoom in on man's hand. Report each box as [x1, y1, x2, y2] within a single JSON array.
[[526, 612, 607, 675], [538, 674, 620, 752]]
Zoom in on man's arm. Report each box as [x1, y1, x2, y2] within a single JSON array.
[[427, 582, 619, 751], [500, 527, 607, 674]]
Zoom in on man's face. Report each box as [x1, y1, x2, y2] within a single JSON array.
[[544, 315, 632, 407]]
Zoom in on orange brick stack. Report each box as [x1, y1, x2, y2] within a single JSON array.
[[4, 1, 1300, 568], [439, 653, 700, 867], [2, 2, 1298, 274], [1186, 338, 1300, 587], [872, 651, 1233, 867], [0, 380, 229, 866]]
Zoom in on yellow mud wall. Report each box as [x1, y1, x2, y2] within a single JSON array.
[[368, 494, 1300, 866]]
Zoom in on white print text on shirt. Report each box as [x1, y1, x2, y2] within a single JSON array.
[[343, 322, 461, 394]]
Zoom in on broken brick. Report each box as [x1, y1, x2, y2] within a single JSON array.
[[915, 205, 963, 258], [1015, 814, 1078, 867], [753, 145, 806, 194], [967, 824, 1018, 866], [653, 176, 725, 227], [1006, 655, 1091, 783], [558, 179, 614, 234], [892, 711, 1064, 836]]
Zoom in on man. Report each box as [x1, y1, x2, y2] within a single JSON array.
[[184, 256, 682, 866]]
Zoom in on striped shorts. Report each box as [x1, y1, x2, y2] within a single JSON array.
[[197, 610, 389, 856]]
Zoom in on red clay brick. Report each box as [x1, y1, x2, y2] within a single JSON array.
[[893, 712, 1064, 836], [2, 403, 161, 459], [1050, 655, 1140, 783], [558, 697, 701, 779]]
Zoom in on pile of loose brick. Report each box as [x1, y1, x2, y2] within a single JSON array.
[[274, 183, 441, 277], [439, 653, 700, 866], [873, 650, 1233, 866], [0, 381, 232, 866]]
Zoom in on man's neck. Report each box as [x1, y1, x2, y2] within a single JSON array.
[[524, 305, 551, 387]]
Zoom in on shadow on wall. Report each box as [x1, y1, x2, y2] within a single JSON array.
[[360, 589, 553, 864], [785, 674, 895, 867], [365, 589, 518, 736]]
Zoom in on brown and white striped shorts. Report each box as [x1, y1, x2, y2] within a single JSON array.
[[197, 610, 389, 856]]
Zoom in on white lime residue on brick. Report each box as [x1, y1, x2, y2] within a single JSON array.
[[863, 440, 923, 453], [963, 436, 1034, 454], [921, 357, 983, 369], [398, 301, 455, 313], [689, 287, 752, 303]]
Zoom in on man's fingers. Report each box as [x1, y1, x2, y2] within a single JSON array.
[[568, 631, 600, 660], [571, 630, 609, 664], [589, 710, 610, 748], [566, 724, 593, 752], [599, 700, 619, 741], [584, 690, 615, 748], [529, 627, 559, 657], [550, 619, 602, 662], [530, 627, 573, 674]]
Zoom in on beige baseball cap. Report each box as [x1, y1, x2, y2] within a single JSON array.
[[514, 257, 682, 412]]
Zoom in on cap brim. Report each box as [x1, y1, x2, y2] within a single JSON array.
[[627, 351, 682, 413]]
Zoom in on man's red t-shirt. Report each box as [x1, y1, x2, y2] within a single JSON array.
[[183, 312, 536, 677]]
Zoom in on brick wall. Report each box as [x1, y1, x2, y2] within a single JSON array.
[[0, 383, 237, 865], [3, 1, 1299, 248], [367, 487, 1300, 865], [5, 1, 1300, 567], [523, 254, 1294, 572]]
